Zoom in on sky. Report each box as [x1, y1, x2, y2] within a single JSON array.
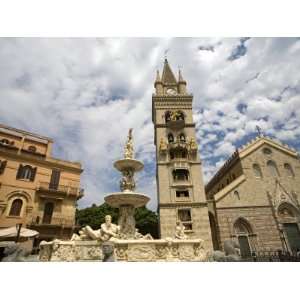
[[0, 37, 300, 211]]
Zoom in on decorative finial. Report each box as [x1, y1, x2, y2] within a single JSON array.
[[178, 67, 184, 81], [155, 70, 161, 82], [124, 128, 134, 159]]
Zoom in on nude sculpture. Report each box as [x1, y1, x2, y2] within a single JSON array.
[[73, 215, 119, 242], [174, 221, 187, 240]]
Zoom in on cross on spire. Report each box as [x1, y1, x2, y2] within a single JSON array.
[[164, 49, 169, 60]]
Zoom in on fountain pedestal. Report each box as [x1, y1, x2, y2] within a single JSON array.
[[104, 156, 150, 239]]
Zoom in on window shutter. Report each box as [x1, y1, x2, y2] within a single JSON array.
[[0, 160, 7, 174], [50, 169, 60, 190], [16, 164, 23, 179], [30, 167, 37, 181]]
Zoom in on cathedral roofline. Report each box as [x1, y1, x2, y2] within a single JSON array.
[[205, 134, 299, 193]]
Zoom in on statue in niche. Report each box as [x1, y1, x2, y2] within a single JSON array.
[[174, 221, 187, 240], [170, 110, 184, 121], [189, 137, 198, 151], [124, 128, 134, 159], [159, 137, 167, 152]]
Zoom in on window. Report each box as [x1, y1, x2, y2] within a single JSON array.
[[168, 133, 174, 143], [178, 133, 186, 142], [0, 160, 7, 175], [233, 219, 253, 258], [28, 145, 37, 152], [178, 209, 192, 230], [232, 174, 236, 180], [49, 169, 61, 190], [226, 179, 230, 185], [42, 202, 54, 224], [9, 199, 23, 216], [16, 164, 37, 181], [0, 138, 10, 145], [263, 148, 272, 155], [169, 148, 188, 160], [253, 164, 262, 178], [175, 111, 185, 121], [284, 163, 294, 177], [176, 190, 189, 197], [233, 190, 240, 201], [165, 111, 171, 123], [173, 169, 189, 181], [267, 160, 279, 177]]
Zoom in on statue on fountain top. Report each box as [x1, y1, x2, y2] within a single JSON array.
[[124, 128, 134, 159]]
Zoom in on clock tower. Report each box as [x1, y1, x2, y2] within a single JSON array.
[[152, 59, 212, 248]]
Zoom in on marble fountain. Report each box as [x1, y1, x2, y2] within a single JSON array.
[[39, 129, 209, 262]]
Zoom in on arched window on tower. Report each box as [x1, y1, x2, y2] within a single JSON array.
[[9, 199, 23, 216], [253, 164, 263, 178], [176, 111, 185, 121], [284, 163, 294, 178], [178, 133, 186, 142], [267, 160, 279, 177], [165, 111, 171, 123], [168, 133, 174, 143]]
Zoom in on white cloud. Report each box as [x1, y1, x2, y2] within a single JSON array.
[[0, 38, 300, 210]]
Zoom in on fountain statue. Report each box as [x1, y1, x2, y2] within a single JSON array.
[[38, 129, 210, 262], [104, 128, 150, 239]]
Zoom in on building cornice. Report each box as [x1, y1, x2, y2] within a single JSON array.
[[0, 149, 83, 173], [216, 204, 271, 210], [159, 202, 208, 208]]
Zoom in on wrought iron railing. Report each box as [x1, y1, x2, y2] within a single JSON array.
[[242, 251, 300, 262], [37, 182, 84, 197], [31, 216, 75, 227]]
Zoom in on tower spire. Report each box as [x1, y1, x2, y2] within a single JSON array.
[[161, 59, 177, 85]]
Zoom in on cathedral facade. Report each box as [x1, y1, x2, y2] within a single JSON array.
[[152, 59, 212, 249], [206, 135, 300, 257]]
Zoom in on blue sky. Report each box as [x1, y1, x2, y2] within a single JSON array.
[[0, 37, 300, 211]]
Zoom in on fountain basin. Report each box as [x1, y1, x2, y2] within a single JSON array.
[[104, 192, 149, 208], [39, 238, 209, 262], [114, 159, 144, 172]]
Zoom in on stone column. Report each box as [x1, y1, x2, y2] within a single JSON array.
[[118, 205, 136, 239]]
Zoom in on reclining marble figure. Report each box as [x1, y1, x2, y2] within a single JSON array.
[[72, 215, 119, 241]]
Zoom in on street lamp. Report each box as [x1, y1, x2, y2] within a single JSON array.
[[15, 223, 22, 243]]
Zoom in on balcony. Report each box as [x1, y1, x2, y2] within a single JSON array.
[[166, 119, 185, 130], [37, 182, 84, 198], [30, 216, 75, 227]]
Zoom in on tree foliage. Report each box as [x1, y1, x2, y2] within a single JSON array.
[[76, 203, 159, 239]]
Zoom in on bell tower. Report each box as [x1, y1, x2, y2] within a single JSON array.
[[152, 59, 212, 247]]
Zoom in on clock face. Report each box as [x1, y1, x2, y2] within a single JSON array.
[[166, 88, 177, 96]]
